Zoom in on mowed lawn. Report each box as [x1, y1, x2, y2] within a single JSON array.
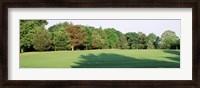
[[20, 49, 180, 68]]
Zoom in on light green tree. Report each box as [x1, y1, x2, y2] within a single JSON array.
[[147, 40, 155, 49], [104, 28, 118, 49], [159, 30, 178, 49]]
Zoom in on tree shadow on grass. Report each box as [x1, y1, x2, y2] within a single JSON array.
[[71, 53, 180, 68], [163, 50, 180, 62], [163, 50, 180, 56], [165, 57, 180, 62]]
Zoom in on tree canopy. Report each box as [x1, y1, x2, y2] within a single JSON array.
[[159, 30, 179, 49], [65, 24, 87, 51], [20, 20, 48, 52], [32, 27, 52, 51], [104, 28, 119, 49], [20, 20, 180, 52]]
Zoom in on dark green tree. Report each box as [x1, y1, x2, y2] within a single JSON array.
[[52, 31, 70, 50], [154, 36, 160, 49], [125, 32, 139, 49], [176, 38, 180, 49]]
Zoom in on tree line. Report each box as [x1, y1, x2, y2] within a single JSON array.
[[20, 20, 180, 52]]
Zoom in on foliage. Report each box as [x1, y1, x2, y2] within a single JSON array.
[[52, 31, 71, 50], [20, 20, 180, 52], [97, 27, 109, 49], [48, 22, 70, 32], [137, 32, 147, 49], [159, 30, 179, 49], [104, 28, 118, 49], [91, 31, 102, 49], [65, 24, 87, 51], [147, 40, 155, 49], [32, 27, 52, 51], [125, 32, 139, 49], [147, 33, 157, 42], [48, 22, 71, 50], [175, 38, 180, 49], [154, 36, 160, 49], [81, 26, 94, 49], [20, 20, 48, 52], [117, 34, 128, 49]]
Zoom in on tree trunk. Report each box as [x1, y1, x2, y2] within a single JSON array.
[[72, 45, 74, 51]]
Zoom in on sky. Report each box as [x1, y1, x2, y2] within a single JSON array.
[[45, 20, 180, 37]]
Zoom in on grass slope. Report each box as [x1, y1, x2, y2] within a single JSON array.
[[20, 49, 180, 68]]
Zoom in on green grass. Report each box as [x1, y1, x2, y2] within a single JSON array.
[[20, 49, 180, 68]]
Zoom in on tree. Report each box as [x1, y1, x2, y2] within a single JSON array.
[[48, 22, 71, 51], [154, 36, 160, 49], [104, 28, 118, 49], [147, 40, 154, 49], [125, 32, 139, 49], [32, 27, 52, 51], [91, 31, 102, 49], [89, 27, 109, 49], [48, 22, 70, 32], [137, 32, 147, 49], [147, 33, 157, 42], [20, 20, 48, 52], [81, 26, 108, 50], [52, 31, 70, 50], [65, 25, 87, 51], [97, 27, 109, 49], [117, 34, 128, 49], [159, 30, 178, 49], [81, 26, 94, 50], [170, 37, 180, 49]]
